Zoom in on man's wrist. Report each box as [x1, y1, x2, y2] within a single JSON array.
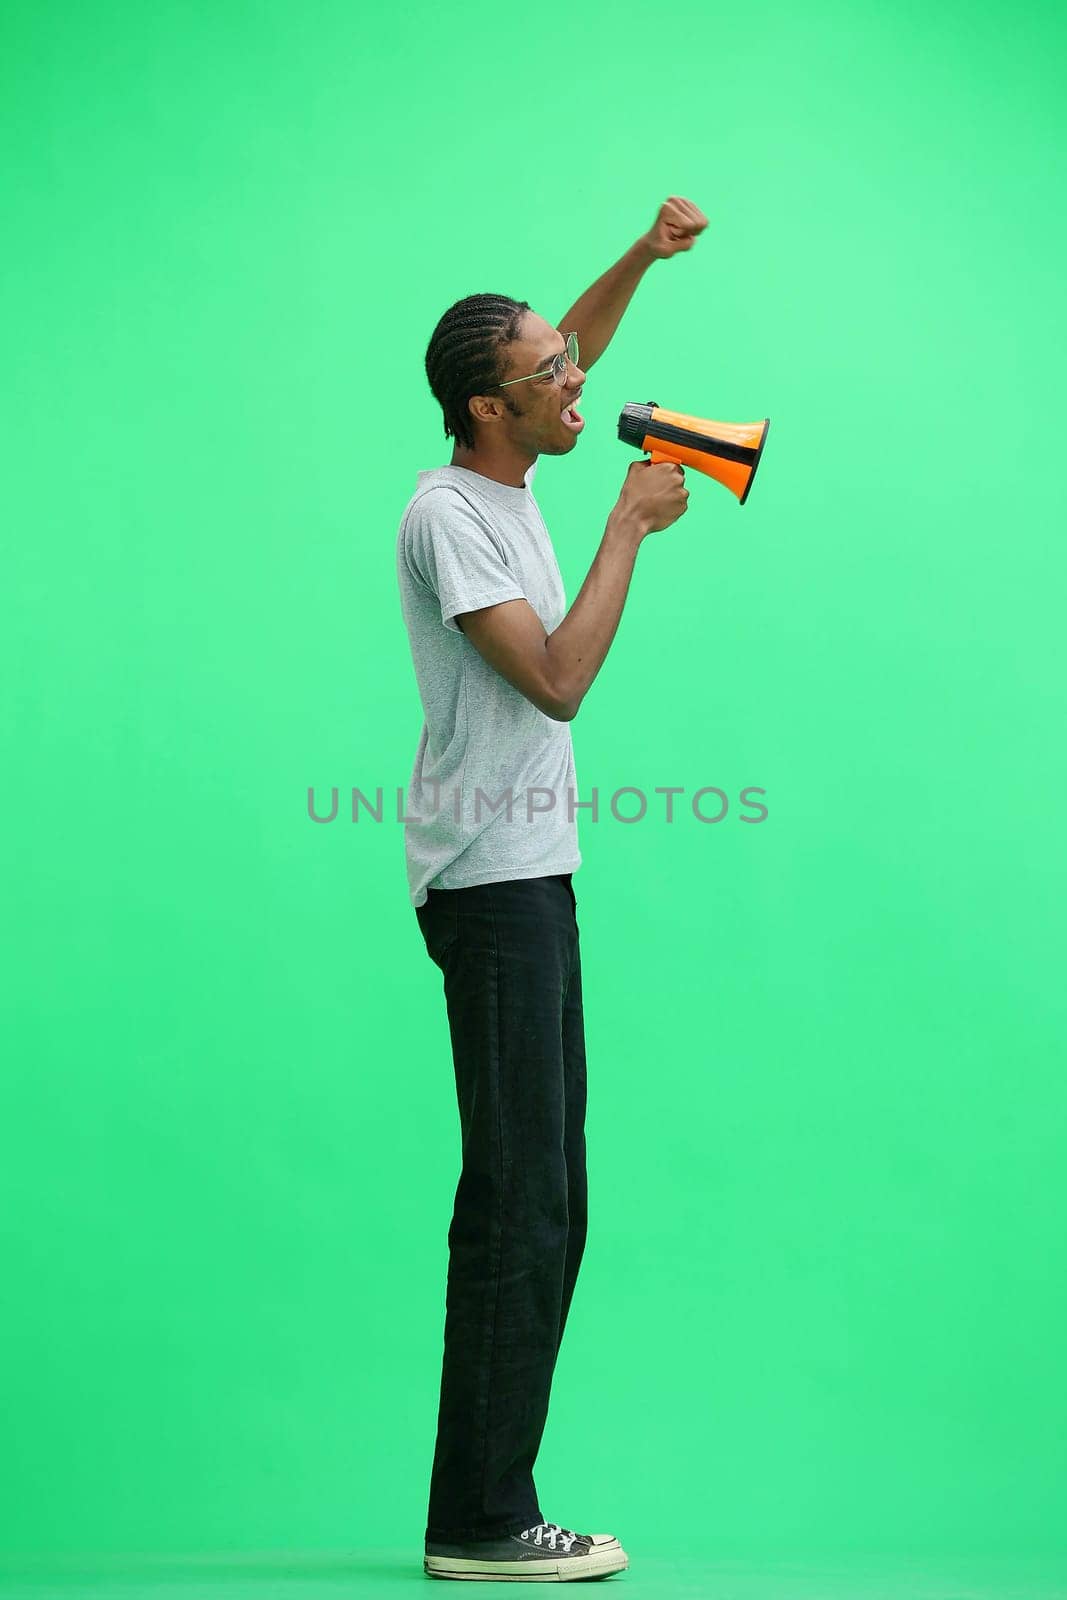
[[606, 502, 650, 549], [630, 235, 658, 269]]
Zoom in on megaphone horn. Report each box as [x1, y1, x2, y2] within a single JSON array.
[[618, 401, 770, 505]]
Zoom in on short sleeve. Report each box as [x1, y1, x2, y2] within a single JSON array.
[[403, 491, 528, 634]]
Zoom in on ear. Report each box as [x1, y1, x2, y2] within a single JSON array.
[[467, 393, 503, 427]]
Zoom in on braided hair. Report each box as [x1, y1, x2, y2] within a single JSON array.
[[425, 293, 532, 453]]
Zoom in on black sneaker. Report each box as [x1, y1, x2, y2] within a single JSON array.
[[424, 1518, 628, 1581]]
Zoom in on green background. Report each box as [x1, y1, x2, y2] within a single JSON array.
[[3, 0, 1065, 1586]]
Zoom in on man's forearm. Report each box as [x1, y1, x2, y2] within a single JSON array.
[[543, 507, 648, 719], [557, 238, 656, 369]]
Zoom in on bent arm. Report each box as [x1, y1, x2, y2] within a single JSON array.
[[455, 503, 648, 721]]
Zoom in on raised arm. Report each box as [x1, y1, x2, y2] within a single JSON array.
[[555, 196, 709, 367]]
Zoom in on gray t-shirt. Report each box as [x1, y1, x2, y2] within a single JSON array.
[[396, 458, 582, 908]]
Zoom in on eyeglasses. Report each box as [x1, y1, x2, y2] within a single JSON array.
[[494, 331, 579, 389]]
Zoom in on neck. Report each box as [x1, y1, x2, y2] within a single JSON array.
[[450, 439, 536, 489]]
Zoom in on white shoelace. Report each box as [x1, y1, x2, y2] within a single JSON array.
[[519, 1521, 580, 1551]]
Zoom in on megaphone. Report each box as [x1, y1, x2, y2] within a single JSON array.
[[618, 401, 770, 505]]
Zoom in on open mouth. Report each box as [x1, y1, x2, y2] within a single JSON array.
[[560, 396, 585, 434]]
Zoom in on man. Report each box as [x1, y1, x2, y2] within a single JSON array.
[[396, 197, 708, 1582]]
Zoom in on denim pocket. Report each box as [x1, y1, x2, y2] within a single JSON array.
[[416, 890, 460, 969]]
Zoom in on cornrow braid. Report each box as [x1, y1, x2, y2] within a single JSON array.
[[425, 293, 532, 453]]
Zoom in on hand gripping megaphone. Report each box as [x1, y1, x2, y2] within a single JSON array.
[[618, 401, 770, 504]]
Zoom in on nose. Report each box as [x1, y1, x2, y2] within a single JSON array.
[[565, 357, 586, 393]]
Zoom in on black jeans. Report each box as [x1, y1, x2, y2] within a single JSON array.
[[415, 872, 587, 1544]]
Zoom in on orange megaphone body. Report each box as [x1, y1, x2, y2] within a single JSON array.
[[618, 401, 769, 504]]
